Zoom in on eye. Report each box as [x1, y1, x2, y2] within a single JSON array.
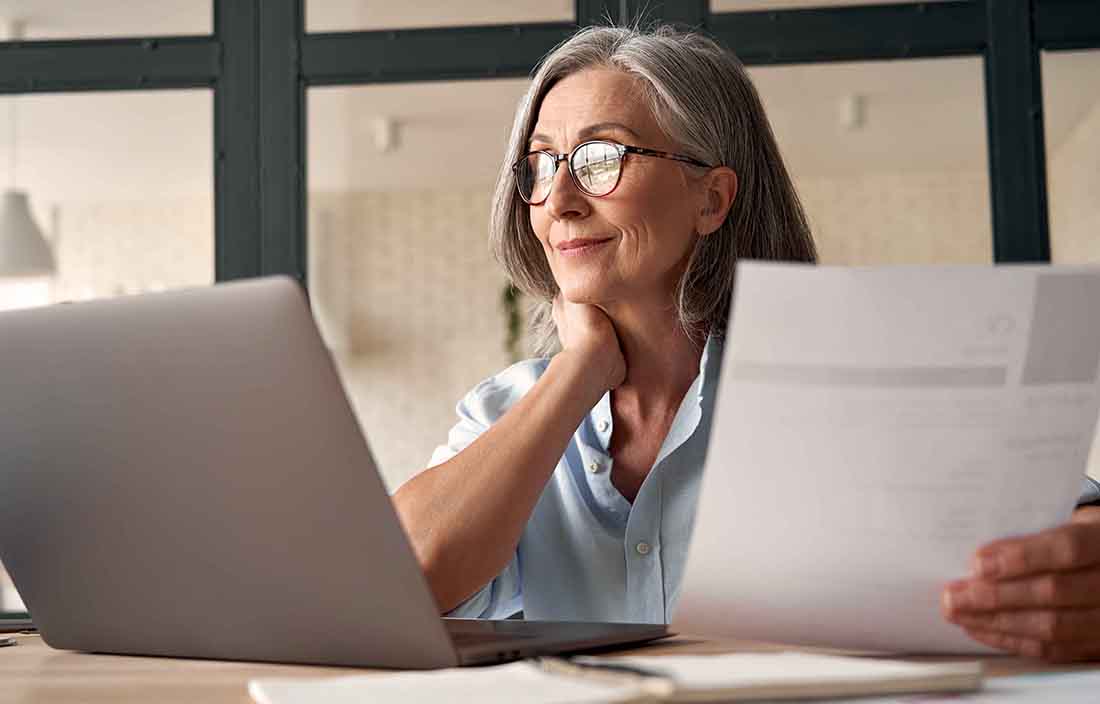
[[534, 155, 556, 182]]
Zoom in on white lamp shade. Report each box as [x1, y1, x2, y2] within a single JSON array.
[[0, 189, 56, 277]]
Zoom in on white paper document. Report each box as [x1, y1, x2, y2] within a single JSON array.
[[248, 652, 981, 704], [675, 262, 1100, 654], [249, 662, 640, 704]]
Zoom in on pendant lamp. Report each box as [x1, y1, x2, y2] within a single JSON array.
[[0, 18, 55, 312]]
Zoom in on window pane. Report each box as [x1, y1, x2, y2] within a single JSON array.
[[0, 89, 214, 613], [748, 56, 992, 264], [0, 1, 210, 40], [307, 0, 573, 33], [1042, 49, 1100, 482], [308, 80, 529, 491], [1043, 50, 1100, 266], [711, 0, 958, 11]]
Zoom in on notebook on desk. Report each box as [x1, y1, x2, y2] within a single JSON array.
[[0, 277, 667, 668], [249, 651, 984, 703]]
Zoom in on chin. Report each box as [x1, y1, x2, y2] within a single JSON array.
[[557, 280, 614, 306]]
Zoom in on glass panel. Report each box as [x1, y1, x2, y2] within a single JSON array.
[[747, 56, 992, 264], [711, 0, 959, 11], [0, 1, 210, 40], [0, 89, 214, 614], [1043, 50, 1100, 266], [1042, 49, 1100, 481], [308, 80, 530, 491], [307, 0, 573, 33]]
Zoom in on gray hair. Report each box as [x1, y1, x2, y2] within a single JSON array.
[[490, 24, 817, 356]]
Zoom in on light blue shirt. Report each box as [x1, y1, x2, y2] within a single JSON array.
[[425, 336, 724, 624], [426, 336, 1100, 624]]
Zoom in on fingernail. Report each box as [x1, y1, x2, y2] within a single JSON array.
[[946, 582, 970, 610], [973, 554, 999, 578]]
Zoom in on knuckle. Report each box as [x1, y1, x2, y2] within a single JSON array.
[[1035, 575, 1061, 604], [1056, 530, 1085, 567], [976, 582, 1000, 609], [1036, 611, 1061, 641], [991, 611, 1012, 631], [1004, 544, 1030, 573]]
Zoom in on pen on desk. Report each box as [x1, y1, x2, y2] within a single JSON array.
[[532, 656, 675, 696], [0, 637, 16, 648]]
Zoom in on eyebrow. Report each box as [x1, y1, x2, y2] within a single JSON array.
[[528, 121, 644, 149]]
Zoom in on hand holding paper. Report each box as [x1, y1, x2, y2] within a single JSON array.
[[943, 504, 1100, 661], [674, 262, 1100, 655]]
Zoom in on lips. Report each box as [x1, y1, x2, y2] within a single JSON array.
[[556, 236, 614, 252]]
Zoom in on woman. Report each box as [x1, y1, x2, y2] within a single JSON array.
[[393, 25, 1100, 662]]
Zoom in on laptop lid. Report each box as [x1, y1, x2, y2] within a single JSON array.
[[0, 277, 459, 668]]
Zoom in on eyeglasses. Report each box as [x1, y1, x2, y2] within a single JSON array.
[[512, 139, 714, 205]]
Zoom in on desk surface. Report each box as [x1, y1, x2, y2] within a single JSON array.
[[2, 631, 1096, 704]]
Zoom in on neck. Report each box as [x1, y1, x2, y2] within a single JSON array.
[[601, 294, 703, 416]]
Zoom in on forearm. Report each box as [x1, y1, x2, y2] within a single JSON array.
[[393, 350, 607, 612]]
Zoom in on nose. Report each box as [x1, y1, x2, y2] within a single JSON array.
[[543, 158, 590, 222]]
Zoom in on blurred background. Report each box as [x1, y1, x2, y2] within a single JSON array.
[[0, 0, 1097, 617]]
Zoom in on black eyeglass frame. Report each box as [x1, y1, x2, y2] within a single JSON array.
[[512, 140, 715, 205]]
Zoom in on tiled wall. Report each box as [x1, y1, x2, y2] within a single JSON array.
[[804, 171, 992, 265], [53, 196, 214, 302], [1050, 98, 1100, 264], [309, 188, 519, 491]]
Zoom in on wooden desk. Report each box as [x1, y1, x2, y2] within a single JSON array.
[[2, 631, 1095, 704]]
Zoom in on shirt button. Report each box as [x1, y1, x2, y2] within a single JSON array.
[[636, 542, 651, 556], [588, 461, 601, 473], [598, 419, 610, 432]]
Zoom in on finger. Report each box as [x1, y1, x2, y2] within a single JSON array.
[[962, 627, 1100, 663], [947, 608, 1100, 642], [1072, 505, 1100, 525], [961, 626, 1042, 658], [944, 569, 1100, 611], [972, 521, 1100, 579]]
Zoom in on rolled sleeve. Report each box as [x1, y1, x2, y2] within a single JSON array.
[[1078, 476, 1100, 507]]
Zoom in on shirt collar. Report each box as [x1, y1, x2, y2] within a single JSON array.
[[651, 332, 724, 469]]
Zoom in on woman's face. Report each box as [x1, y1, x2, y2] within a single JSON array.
[[528, 68, 706, 309]]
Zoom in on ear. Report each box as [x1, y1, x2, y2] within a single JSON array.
[[695, 167, 738, 237]]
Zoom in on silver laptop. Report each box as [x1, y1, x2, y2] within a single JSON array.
[[0, 277, 667, 668]]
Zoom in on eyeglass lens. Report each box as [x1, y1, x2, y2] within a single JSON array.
[[518, 142, 623, 203]]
